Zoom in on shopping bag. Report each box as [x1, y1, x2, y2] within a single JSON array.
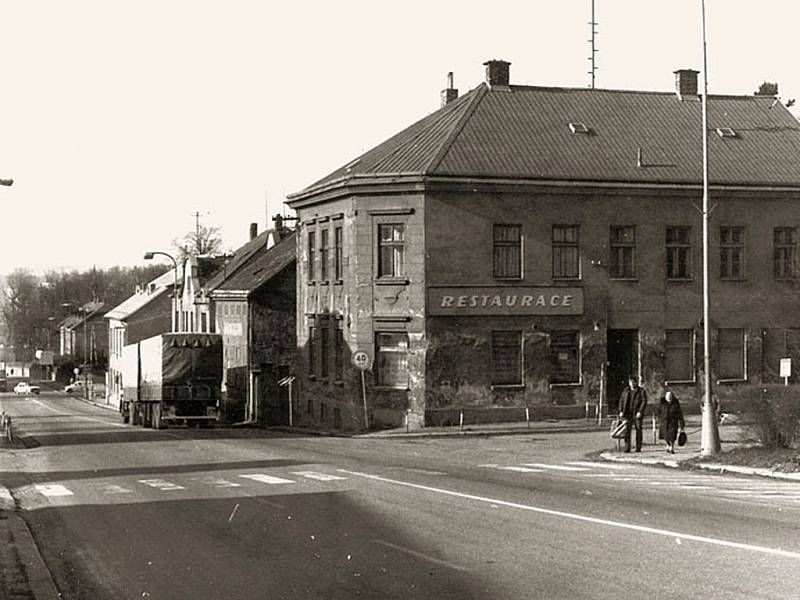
[[677, 431, 687, 447], [610, 419, 628, 439]]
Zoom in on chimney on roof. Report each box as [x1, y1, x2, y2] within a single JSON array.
[[484, 59, 511, 88], [440, 72, 458, 107], [674, 69, 699, 98], [249, 222, 258, 240]]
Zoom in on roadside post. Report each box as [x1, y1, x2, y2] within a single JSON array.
[[780, 358, 791, 387], [278, 376, 296, 426], [352, 350, 372, 429]]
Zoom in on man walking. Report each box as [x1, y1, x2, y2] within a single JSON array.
[[618, 375, 648, 453]]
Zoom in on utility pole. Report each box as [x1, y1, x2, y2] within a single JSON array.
[[700, 0, 721, 455], [588, 0, 598, 88]]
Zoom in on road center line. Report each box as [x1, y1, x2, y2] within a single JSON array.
[[339, 469, 800, 560], [372, 539, 469, 572]]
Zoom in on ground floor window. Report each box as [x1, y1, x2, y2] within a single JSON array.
[[717, 328, 745, 380], [376, 332, 408, 388], [491, 331, 522, 385], [665, 329, 694, 382], [763, 328, 800, 383], [308, 327, 316, 376], [550, 331, 580, 384], [334, 328, 344, 381]]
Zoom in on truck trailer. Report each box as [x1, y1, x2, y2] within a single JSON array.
[[121, 332, 223, 429]]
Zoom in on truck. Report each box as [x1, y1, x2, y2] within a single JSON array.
[[121, 332, 223, 429]]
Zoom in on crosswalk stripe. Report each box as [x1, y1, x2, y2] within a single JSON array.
[[291, 471, 347, 482], [35, 484, 73, 497], [208, 479, 242, 488], [100, 485, 133, 494], [239, 474, 295, 485], [499, 466, 544, 473], [521, 463, 590, 472], [138, 479, 185, 491]]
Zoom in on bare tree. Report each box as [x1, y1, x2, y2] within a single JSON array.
[[172, 223, 225, 260]]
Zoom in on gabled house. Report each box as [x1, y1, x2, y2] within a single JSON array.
[[58, 301, 110, 367], [177, 255, 225, 333], [104, 269, 176, 408], [208, 228, 296, 424]]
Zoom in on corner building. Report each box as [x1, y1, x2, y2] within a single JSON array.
[[287, 60, 800, 431]]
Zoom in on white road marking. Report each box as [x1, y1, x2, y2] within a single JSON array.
[[208, 479, 242, 488], [239, 474, 294, 485], [35, 484, 73, 497], [291, 471, 347, 482], [677, 485, 714, 490], [340, 469, 800, 560], [372, 539, 469, 572], [567, 461, 634, 470], [499, 466, 544, 473], [521, 463, 590, 472], [138, 479, 185, 491], [31, 398, 128, 428], [100, 485, 133, 494]]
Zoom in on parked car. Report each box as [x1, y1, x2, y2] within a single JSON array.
[[64, 380, 87, 393], [13, 382, 40, 395]]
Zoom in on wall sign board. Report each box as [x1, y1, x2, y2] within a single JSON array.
[[428, 287, 584, 316]]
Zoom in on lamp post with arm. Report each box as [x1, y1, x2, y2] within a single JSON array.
[[144, 251, 180, 332]]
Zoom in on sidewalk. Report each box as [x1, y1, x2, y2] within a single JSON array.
[[357, 418, 609, 438]]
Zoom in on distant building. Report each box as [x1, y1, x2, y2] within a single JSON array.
[[105, 270, 175, 408], [288, 59, 800, 431], [58, 301, 110, 367]]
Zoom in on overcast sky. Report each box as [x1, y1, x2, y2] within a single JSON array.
[[1, 1, 797, 274]]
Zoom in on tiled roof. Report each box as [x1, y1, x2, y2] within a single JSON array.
[[203, 230, 272, 292], [105, 269, 175, 321], [59, 301, 108, 330], [212, 233, 296, 295], [293, 83, 800, 195]]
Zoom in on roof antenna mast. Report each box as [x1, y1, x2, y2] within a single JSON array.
[[588, 0, 598, 88]]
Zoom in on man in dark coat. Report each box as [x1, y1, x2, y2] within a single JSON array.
[[618, 375, 648, 452]]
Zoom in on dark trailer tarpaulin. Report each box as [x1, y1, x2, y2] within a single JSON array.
[[160, 333, 223, 387]]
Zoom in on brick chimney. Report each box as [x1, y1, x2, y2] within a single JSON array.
[[249, 222, 258, 240], [440, 72, 458, 107], [484, 59, 511, 88], [674, 69, 699, 98]]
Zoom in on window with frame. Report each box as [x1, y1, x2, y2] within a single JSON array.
[[375, 332, 408, 388], [666, 226, 692, 279], [334, 328, 344, 381], [720, 227, 745, 280], [307, 231, 316, 282], [717, 328, 745, 380], [320, 325, 329, 379], [308, 326, 316, 376], [552, 226, 580, 279], [773, 227, 797, 280], [493, 225, 522, 279], [334, 226, 343, 280], [491, 331, 522, 386], [549, 331, 580, 384], [320, 229, 329, 281], [609, 226, 636, 279], [665, 329, 694, 382], [378, 224, 405, 278]]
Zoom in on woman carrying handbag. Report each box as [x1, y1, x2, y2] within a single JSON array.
[[658, 389, 685, 454]]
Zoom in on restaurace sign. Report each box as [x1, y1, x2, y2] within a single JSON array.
[[428, 287, 584, 316]]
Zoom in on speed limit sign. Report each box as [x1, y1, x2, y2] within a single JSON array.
[[352, 350, 372, 370]]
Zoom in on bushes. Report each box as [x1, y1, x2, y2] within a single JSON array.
[[740, 386, 800, 449]]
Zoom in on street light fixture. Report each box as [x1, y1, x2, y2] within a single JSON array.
[[0, 179, 12, 186], [144, 251, 181, 332]]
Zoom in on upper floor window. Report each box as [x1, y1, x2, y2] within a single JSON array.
[[493, 225, 522, 279], [320, 229, 330, 281], [774, 227, 797, 280], [334, 226, 344, 280], [307, 231, 316, 282], [720, 226, 745, 280], [378, 224, 405, 278], [552, 225, 580, 279], [609, 226, 636, 279], [666, 226, 692, 279]]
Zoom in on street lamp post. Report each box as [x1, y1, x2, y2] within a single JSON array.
[[144, 251, 180, 332]]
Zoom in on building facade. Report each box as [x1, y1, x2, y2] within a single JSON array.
[[288, 60, 800, 430]]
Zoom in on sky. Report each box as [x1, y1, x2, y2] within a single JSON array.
[[1, 0, 798, 274]]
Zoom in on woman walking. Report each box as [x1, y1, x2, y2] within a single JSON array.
[[658, 389, 685, 454]]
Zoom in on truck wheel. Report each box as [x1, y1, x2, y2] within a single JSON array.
[[152, 404, 162, 430]]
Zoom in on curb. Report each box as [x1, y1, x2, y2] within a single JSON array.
[[359, 425, 608, 439]]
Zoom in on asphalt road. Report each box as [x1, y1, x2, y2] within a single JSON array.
[[1, 392, 799, 599]]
